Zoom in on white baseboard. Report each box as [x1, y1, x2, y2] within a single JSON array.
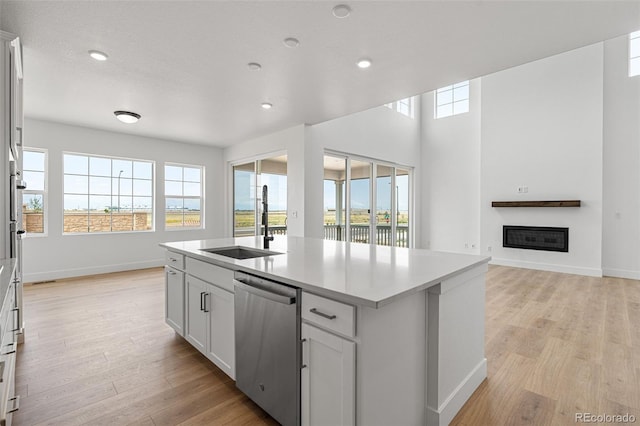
[[24, 259, 164, 283], [490, 258, 602, 277], [427, 358, 487, 426], [602, 268, 640, 280]]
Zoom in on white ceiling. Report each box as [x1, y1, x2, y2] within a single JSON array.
[[2, 1, 639, 148]]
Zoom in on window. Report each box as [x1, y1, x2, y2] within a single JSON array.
[[165, 163, 204, 229], [630, 31, 640, 77], [323, 153, 412, 247], [22, 148, 47, 235], [384, 97, 415, 118], [63, 153, 154, 233], [435, 81, 469, 119]]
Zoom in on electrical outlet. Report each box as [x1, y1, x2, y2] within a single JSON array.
[[464, 242, 469, 248], [523, 186, 528, 193], [517, 186, 524, 193]]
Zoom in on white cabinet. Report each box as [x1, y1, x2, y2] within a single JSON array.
[[164, 266, 185, 335], [301, 322, 355, 426], [184, 274, 235, 379]]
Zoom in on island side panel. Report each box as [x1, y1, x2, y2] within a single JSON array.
[[427, 263, 488, 426], [356, 289, 427, 426]]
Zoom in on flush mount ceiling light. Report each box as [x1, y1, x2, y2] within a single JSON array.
[[88, 50, 108, 61], [283, 37, 300, 48], [247, 62, 262, 71], [357, 58, 372, 69], [332, 4, 351, 18], [114, 110, 141, 124], [261, 102, 273, 110]]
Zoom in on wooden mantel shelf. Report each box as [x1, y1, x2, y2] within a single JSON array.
[[491, 200, 581, 208]]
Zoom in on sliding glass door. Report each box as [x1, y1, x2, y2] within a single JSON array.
[[233, 155, 287, 237], [323, 153, 412, 247]]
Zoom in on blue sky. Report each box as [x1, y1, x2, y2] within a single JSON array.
[[324, 175, 409, 212]]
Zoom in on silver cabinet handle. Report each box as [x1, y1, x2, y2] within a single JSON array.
[[310, 308, 336, 320], [7, 395, 19, 413], [200, 292, 205, 311], [169, 257, 177, 262], [2, 343, 16, 355], [11, 308, 19, 332], [168, 270, 177, 276]]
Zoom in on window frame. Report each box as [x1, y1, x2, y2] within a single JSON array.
[[434, 80, 470, 119], [62, 151, 155, 235], [384, 97, 415, 119], [22, 147, 48, 237], [164, 162, 205, 231], [630, 30, 640, 77]]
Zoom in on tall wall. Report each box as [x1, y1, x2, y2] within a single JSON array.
[[22, 119, 225, 282], [480, 43, 605, 276], [420, 80, 481, 253], [602, 35, 640, 279]]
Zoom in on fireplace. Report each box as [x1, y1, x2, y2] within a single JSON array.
[[503, 226, 569, 252]]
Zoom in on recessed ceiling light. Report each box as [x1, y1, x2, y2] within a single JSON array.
[[261, 102, 273, 110], [332, 4, 351, 18], [114, 110, 141, 124], [88, 50, 108, 61], [283, 37, 300, 48], [357, 58, 372, 69], [248, 62, 262, 71]]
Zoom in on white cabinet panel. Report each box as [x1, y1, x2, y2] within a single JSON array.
[[164, 266, 184, 336], [185, 276, 207, 353], [205, 282, 235, 379], [301, 323, 355, 426]]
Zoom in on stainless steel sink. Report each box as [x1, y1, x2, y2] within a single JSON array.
[[200, 246, 283, 260]]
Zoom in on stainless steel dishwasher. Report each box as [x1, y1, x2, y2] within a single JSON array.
[[234, 271, 301, 426]]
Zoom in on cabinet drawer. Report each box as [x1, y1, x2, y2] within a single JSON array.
[[302, 293, 355, 338], [0, 351, 17, 425], [165, 251, 185, 270], [186, 258, 234, 293]]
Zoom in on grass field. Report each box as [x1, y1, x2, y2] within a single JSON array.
[[234, 210, 408, 227]]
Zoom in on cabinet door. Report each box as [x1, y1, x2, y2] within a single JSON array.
[[204, 283, 235, 379], [185, 276, 207, 353], [301, 323, 355, 426], [165, 266, 184, 336]]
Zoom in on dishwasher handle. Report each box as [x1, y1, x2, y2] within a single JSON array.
[[234, 279, 296, 305]]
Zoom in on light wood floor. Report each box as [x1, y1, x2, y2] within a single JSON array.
[[13, 266, 640, 425]]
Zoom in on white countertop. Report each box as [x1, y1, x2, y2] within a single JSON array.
[[161, 236, 490, 308]]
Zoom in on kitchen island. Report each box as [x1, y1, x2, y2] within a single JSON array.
[[161, 236, 490, 426]]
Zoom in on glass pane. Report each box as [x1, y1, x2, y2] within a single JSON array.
[[261, 172, 287, 229], [133, 161, 152, 179], [375, 165, 392, 246], [165, 180, 182, 196], [112, 160, 132, 178], [436, 89, 453, 106], [166, 198, 184, 228], [90, 157, 111, 177], [64, 175, 88, 194], [183, 167, 201, 182], [89, 176, 111, 195], [323, 155, 346, 241], [110, 198, 133, 231], [453, 99, 469, 115], [630, 37, 640, 58], [23, 193, 44, 233], [234, 164, 256, 237], [453, 85, 468, 102], [133, 197, 152, 230], [436, 85, 453, 93], [89, 195, 112, 213], [64, 194, 88, 211], [183, 182, 200, 197], [23, 171, 44, 191], [133, 196, 153, 211], [453, 81, 469, 89], [437, 104, 453, 119], [113, 178, 132, 196], [184, 198, 202, 228], [396, 169, 410, 248], [64, 154, 88, 175], [165, 165, 182, 181], [23, 150, 45, 171], [350, 159, 370, 244], [630, 57, 640, 77], [133, 179, 153, 196]]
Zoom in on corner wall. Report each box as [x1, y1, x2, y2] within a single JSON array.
[[22, 119, 225, 282]]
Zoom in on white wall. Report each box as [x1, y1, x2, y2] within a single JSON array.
[[306, 105, 422, 241], [602, 34, 640, 279], [420, 80, 481, 254], [223, 125, 306, 237], [22, 119, 225, 282], [480, 44, 604, 276]]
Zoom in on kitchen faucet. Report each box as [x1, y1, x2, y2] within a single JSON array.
[[262, 185, 274, 249]]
